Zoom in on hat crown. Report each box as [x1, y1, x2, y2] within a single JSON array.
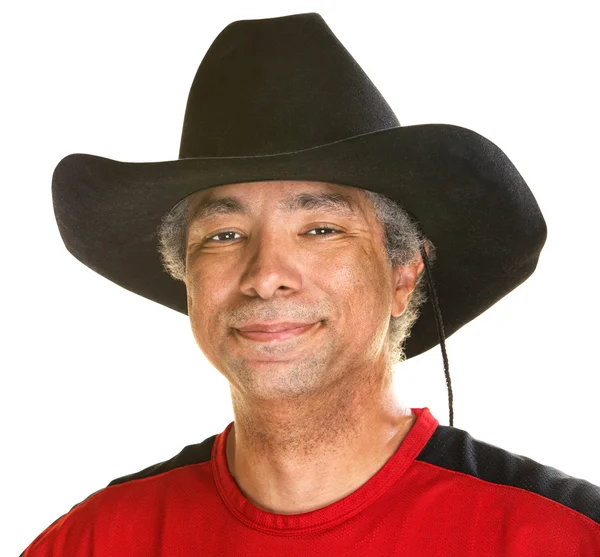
[[179, 13, 400, 158]]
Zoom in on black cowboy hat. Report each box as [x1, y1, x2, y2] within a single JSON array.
[[51, 12, 547, 362]]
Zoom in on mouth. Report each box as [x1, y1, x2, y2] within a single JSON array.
[[235, 322, 320, 342]]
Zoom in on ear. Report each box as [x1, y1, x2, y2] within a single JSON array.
[[391, 250, 426, 317], [185, 276, 193, 312]]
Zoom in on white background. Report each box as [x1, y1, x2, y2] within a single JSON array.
[[3, 1, 599, 554]]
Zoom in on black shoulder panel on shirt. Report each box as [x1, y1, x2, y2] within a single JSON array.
[[18, 436, 218, 556], [107, 433, 217, 487], [416, 424, 600, 524]]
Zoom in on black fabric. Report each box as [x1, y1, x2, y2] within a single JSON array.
[[416, 424, 600, 524], [16, 437, 218, 557], [107, 435, 216, 488], [180, 14, 399, 158]]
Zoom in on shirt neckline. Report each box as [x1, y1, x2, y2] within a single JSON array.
[[211, 407, 439, 533]]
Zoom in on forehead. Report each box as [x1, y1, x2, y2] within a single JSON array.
[[187, 180, 371, 223]]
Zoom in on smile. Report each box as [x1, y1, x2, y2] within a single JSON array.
[[235, 322, 319, 342]]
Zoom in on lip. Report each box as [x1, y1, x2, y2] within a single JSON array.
[[238, 321, 315, 333], [235, 322, 318, 342]]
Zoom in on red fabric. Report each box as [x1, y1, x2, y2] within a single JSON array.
[[23, 408, 600, 556]]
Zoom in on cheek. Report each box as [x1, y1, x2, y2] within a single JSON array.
[[324, 249, 391, 318], [187, 256, 230, 302], [323, 257, 391, 362], [186, 265, 231, 336], [334, 242, 388, 287], [186, 269, 231, 369]]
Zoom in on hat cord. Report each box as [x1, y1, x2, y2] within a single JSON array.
[[420, 244, 454, 427]]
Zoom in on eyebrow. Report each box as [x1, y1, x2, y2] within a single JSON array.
[[190, 191, 359, 224]]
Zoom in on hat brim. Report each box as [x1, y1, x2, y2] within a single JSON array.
[[52, 123, 547, 359]]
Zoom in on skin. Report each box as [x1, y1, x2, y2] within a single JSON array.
[[185, 180, 425, 515]]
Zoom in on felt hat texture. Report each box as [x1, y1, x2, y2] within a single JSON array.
[[52, 12, 547, 358]]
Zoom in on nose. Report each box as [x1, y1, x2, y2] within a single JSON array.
[[239, 228, 302, 299]]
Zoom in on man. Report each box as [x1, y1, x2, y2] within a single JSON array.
[[22, 12, 600, 556]]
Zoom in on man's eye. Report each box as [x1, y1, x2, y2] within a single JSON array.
[[305, 227, 342, 236], [205, 231, 241, 243], [203, 227, 341, 244]]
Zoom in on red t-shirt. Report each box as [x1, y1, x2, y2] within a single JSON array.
[[21, 407, 600, 555]]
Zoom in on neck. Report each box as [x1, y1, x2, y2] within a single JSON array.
[[226, 370, 415, 515]]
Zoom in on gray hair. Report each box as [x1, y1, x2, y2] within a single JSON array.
[[156, 188, 435, 365]]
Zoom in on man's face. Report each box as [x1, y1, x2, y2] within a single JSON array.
[[185, 181, 410, 402]]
